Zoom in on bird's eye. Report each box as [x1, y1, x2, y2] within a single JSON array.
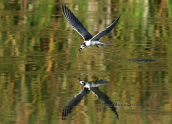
[[80, 81, 85, 85]]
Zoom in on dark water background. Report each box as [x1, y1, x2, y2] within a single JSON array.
[[0, 0, 172, 124]]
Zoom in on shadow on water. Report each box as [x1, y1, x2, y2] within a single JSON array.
[[62, 77, 119, 120], [127, 58, 156, 62]]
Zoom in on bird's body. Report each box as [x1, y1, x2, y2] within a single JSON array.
[[85, 40, 109, 47], [79, 79, 109, 90], [62, 5, 120, 53]]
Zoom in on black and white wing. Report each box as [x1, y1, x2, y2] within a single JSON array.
[[62, 88, 90, 120], [95, 79, 109, 85], [62, 5, 93, 41], [88, 79, 109, 87], [90, 87, 119, 119], [90, 15, 121, 41]]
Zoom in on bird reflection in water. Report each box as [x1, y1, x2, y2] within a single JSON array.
[[62, 78, 119, 120]]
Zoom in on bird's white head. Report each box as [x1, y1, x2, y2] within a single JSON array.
[[78, 43, 87, 53], [80, 81, 86, 86], [78, 77, 86, 86]]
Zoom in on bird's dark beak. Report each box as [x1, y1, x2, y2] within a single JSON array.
[[78, 77, 84, 85], [78, 48, 82, 53], [78, 76, 81, 81]]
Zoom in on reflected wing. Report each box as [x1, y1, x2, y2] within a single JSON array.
[[90, 87, 119, 119], [95, 79, 109, 85], [62, 88, 90, 120], [90, 15, 120, 41], [88, 79, 109, 87], [62, 5, 93, 40]]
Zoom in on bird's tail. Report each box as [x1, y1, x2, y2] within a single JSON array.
[[99, 44, 109, 47]]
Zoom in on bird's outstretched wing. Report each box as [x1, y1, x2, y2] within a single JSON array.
[[62, 88, 90, 120], [90, 15, 121, 41], [95, 79, 109, 85], [88, 79, 109, 87], [90, 87, 119, 119], [62, 5, 93, 41]]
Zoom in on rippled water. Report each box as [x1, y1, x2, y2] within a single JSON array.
[[0, 0, 172, 124]]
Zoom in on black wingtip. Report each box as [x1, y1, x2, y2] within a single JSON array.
[[62, 4, 66, 7], [62, 4, 68, 13], [78, 48, 82, 53], [62, 4, 65, 13], [117, 113, 119, 119], [114, 14, 121, 23], [62, 111, 66, 120], [78, 77, 82, 81], [117, 14, 121, 20], [62, 116, 66, 120], [62, 4, 65, 9]]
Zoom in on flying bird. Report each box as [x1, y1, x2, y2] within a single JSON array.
[[62, 5, 120, 53]]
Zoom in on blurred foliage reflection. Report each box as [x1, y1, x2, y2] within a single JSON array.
[[0, 0, 172, 124]]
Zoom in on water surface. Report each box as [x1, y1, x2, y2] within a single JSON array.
[[0, 0, 172, 124]]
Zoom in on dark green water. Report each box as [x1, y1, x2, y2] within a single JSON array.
[[0, 0, 172, 124]]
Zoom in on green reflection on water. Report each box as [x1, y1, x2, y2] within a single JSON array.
[[0, 0, 172, 124]]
